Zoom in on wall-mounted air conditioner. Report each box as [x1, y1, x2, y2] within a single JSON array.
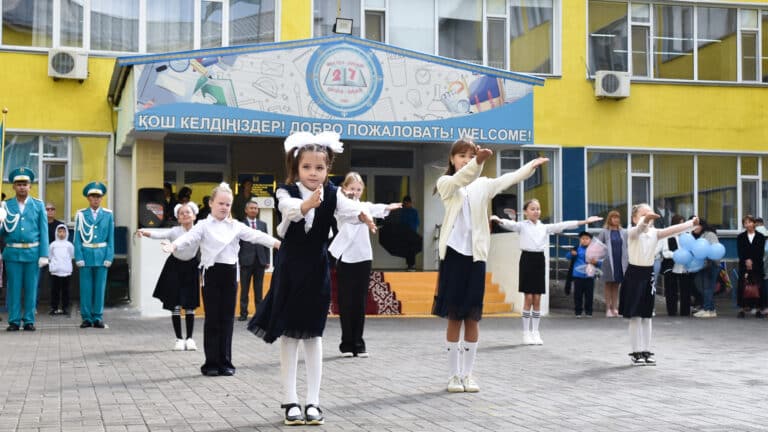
[[48, 49, 88, 81], [594, 70, 630, 99]]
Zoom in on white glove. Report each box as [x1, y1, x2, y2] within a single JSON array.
[[104, 260, 112, 268], [0, 205, 6, 223], [38, 257, 49, 268], [161, 242, 176, 254], [76, 260, 85, 268]]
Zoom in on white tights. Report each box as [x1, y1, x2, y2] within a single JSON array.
[[628, 318, 652, 352], [280, 336, 323, 406]]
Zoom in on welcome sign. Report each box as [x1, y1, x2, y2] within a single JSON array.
[[124, 35, 543, 144]]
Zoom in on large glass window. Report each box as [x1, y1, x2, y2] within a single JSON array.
[[230, 0, 275, 46], [147, 0, 194, 53], [654, 4, 694, 80], [497, 148, 558, 224], [389, 0, 434, 54], [587, 152, 628, 225], [510, 0, 554, 74], [314, 0, 360, 37], [654, 154, 694, 221], [588, 1, 628, 73], [697, 7, 737, 82], [763, 12, 768, 82], [2, 0, 53, 47], [60, 0, 83, 48], [90, 0, 138, 52], [698, 155, 737, 230], [438, 0, 483, 65], [201, 1, 222, 49]]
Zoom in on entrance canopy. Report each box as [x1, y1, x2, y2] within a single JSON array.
[[108, 35, 544, 146]]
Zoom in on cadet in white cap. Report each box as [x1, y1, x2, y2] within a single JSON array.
[[1, 167, 49, 331], [74, 181, 114, 329]]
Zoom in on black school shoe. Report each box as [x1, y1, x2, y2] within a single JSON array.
[[641, 351, 656, 366], [80, 321, 92, 328], [6, 323, 19, 331], [281, 403, 305, 426], [304, 404, 324, 425], [93, 321, 105, 329], [629, 352, 645, 366], [23, 323, 36, 331]]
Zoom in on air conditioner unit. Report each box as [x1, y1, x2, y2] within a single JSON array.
[[594, 70, 630, 98], [48, 49, 88, 80]]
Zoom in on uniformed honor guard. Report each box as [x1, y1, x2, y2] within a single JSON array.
[[1, 167, 49, 331], [74, 182, 114, 329]]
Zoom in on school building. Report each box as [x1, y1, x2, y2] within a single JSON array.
[[0, 1, 766, 315]]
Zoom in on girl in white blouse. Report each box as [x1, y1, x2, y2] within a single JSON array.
[[138, 202, 201, 351], [492, 199, 601, 346], [619, 204, 696, 366], [433, 137, 548, 394], [163, 183, 280, 377]]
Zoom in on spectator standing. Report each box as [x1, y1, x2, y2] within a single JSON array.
[[736, 215, 766, 319], [197, 196, 211, 221], [570, 231, 599, 317], [238, 199, 270, 321], [48, 224, 74, 316], [691, 219, 720, 318], [597, 210, 628, 317], [400, 195, 420, 271], [231, 179, 253, 222], [661, 215, 694, 316]]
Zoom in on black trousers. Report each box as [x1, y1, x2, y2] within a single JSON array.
[[50, 275, 71, 311], [573, 277, 594, 315], [201, 263, 238, 374], [337, 260, 371, 354], [665, 272, 694, 316], [239, 264, 265, 316]]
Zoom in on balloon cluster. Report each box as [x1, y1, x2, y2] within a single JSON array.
[[672, 233, 725, 272]]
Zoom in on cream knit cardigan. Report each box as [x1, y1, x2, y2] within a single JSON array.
[[436, 157, 538, 262]]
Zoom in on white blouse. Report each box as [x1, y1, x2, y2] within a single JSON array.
[[147, 226, 196, 261], [329, 202, 390, 263], [173, 215, 277, 269], [275, 182, 364, 239], [629, 216, 695, 267], [495, 219, 579, 252]]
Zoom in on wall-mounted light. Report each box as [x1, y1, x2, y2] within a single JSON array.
[[333, 18, 353, 35]]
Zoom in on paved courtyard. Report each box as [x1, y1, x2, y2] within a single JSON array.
[[1, 304, 767, 432]]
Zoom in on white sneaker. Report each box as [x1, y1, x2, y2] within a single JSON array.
[[447, 375, 464, 393], [531, 331, 543, 345], [356, 352, 369, 358], [522, 331, 533, 345], [341, 352, 354, 358], [185, 338, 197, 351], [462, 375, 480, 393], [173, 339, 185, 351]]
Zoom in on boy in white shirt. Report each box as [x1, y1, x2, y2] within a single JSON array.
[[49, 224, 74, 316]]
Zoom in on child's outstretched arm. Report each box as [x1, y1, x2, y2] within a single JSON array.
[[490, 214, 521, 232], [436, 153, 487, 199], [657, 216, 698, 240]]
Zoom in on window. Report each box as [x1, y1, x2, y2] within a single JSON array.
[[314, 0, 360, 37], [2, 0, 53, 48], [1, 133, 111, 224], [698, 155, 737, 230], [653, 154, 694, 222], [509, 0, 554, 73], [589, 1, 768, 83], [389, 0, 434, 54], [230, 0, 276, 46], [438, 0, 483, 65], [3, 0, 276, 53], [587, 152, 628, 225], [497, 148, 558, 224], [365, 10, 385, 42], [90, 0, 139, 52]]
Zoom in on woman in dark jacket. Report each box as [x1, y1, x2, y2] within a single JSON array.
[[736, 215, 766, 318]]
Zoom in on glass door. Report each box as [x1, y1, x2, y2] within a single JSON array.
[[42, 161, 69, 224]]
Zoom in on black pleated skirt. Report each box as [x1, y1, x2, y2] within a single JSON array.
[[152, 255, 201, 310], [432, 247, 487, 321], [618, 264, 655, 318], [519, 251, 546, 294]]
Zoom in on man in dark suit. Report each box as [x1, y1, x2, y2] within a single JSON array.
[[238, 199, 270, 321]]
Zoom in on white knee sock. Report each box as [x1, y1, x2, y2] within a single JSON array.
[[462, 341, 478, 378], [640, 318, 652, 352], [446, 341, 461, 378], [531, 310, 541, 333], [280, 337, 300, 405], [303, 337, 323, 407], [521, 310, 531, 333], [628, 318, 641, 353]]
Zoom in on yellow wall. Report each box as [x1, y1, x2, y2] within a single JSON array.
[[281, 1, 312, 41], [535, 1, 768, 152], [0, 53, 114, 132]]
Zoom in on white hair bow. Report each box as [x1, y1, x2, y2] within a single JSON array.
[[283, 131, 344, 155], [174, 201, 199, 218]]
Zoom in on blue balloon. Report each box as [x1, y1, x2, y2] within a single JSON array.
[[707, 243, 726, 260], [687, 258, 705, 273], [679, 233, 695, 250], [672, 248, 693, 265], [692, 238, 710, 259]]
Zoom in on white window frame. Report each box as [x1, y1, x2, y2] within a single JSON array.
[[497, 145, 562, 222]]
